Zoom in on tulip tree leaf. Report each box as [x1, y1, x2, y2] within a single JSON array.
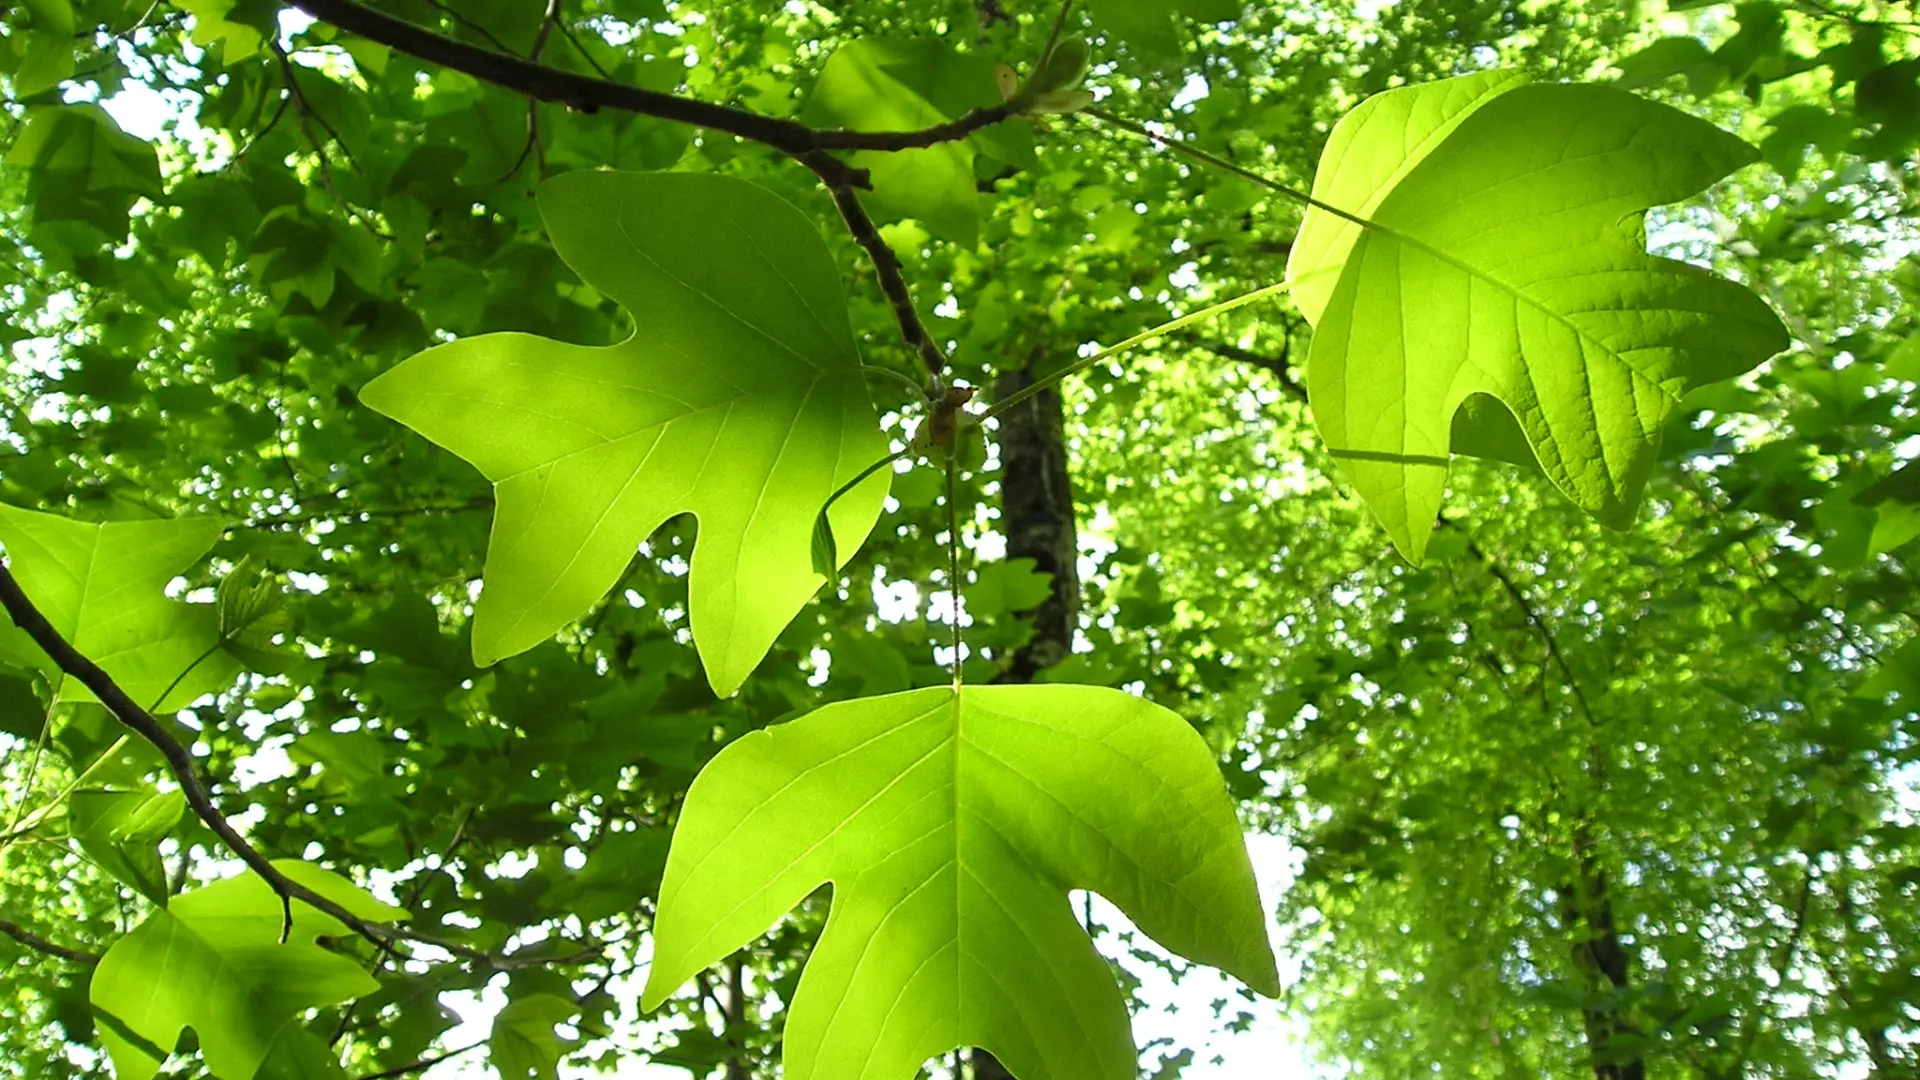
[[490, 993, 580, 1080], [359, 170, 889, 697], [2, 104, 163, 245], [88, 860, 404, 1080], [0, 504, 240, 710], [1285, 72, 1788, 562], [801, 39, 1034, 247], [641, 684, 1278, 1080], [1090, 0, 1241, 56]]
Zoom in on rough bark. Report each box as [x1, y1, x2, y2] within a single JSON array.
[[971, 356, 1080, 1080], [1559, 819, 1645, 1080]]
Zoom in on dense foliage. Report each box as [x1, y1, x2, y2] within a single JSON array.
[[0, 0, 1916, 1079]]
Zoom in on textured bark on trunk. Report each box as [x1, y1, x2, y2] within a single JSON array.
[[1559, 819, 1644, 1080], [971, 357, 1080, 1080]]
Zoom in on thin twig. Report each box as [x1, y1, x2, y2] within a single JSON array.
[[807, 156, 948, 386], [0, 915, 100, 965], [353, 1038, 487, 1080], [0, 561, 470, 957], [1458, 533, 1600, 728]]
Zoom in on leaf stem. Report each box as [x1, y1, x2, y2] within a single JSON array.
[[983, 280, 1295, 421], [945, 451, 963, 688], [1084, 108, 1384, 238], [823, 448, 912, 523], [860, 364, 935, 404]]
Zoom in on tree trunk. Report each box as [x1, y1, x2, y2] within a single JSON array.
[[1559, 819, 1644, 1080], [971, 356, 1080, 1080]]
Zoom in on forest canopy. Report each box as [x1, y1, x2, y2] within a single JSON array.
[[0, 0, 1916, 1079]]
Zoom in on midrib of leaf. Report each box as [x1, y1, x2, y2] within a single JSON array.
[[491, 372, 824, 483], [666, 694, 954, 965], [613, 218, 835, 373], [1331, 205, 1682, 405]]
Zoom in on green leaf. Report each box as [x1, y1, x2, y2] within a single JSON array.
[[254, 1027, 351, 1080], [216, 555, 284, 645], [641, 685, 1277, 1080], [489, 993, 580, 1080], [1285, 72, 1787, 561], [969, 558, 1054, 618], [802, 39, 1034, 246], [359, 171, 888, 697], [0, 504, 240, 710], [1088, 0, 1238, 56], [23, 0, 77, 36], [172, 0, 278, 62], [14, 29, 77, 97], [1613, 36, 1722, 93], [89, 860, 404, 1080], [70, 787, 186, 905], [3, 104, 163, 243]]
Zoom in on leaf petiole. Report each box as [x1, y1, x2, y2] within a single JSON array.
[[860, 364, 936, 403], [982, 280, 1296, 421]]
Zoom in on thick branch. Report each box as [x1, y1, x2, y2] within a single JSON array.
[[285, 0, 1010, 187], [0, 915, 100, 965]]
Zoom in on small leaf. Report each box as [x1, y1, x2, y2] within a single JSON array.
[[0, 504, 239, 710], [810, 509, 838, 579], [802, 39, 1035, 245], [1029, 36, 1091, 94], [642, 685, 1277, 1080], [216, 556, 284, 644], [490, 994, 580, 1080]]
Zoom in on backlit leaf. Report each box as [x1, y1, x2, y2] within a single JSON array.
[[642, 684, 1277, 1080], [360, 171, 889, 697], [88, 861, 404, 1080], [0, 504, 240, 710], [1285, 72, 1787, 561]]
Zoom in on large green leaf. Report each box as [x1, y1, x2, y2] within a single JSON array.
[[359, 170, 889, 697], [1285, 72, 1788, 561], [0, 504, 239, 710], [802, 39, 1034, 247], [89, 860, 404, 1080], [641, 685, 1278, 1080]]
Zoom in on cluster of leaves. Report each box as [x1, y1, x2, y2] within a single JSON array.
[[0, 1, 1914, 1080]]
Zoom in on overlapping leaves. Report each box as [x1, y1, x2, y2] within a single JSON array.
[[642, 685, 1278, 1080], [0, 503, 239, 709], [89, 861, 402, 1080]]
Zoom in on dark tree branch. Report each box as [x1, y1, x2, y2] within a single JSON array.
[[1183, 332, 1303, 399], [0, 915, 100, 965], [1459, 534, 1600, 728], [284, 0, 1011, 189], [0, 561, 491, 962], [807, 158, 946, 386]]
